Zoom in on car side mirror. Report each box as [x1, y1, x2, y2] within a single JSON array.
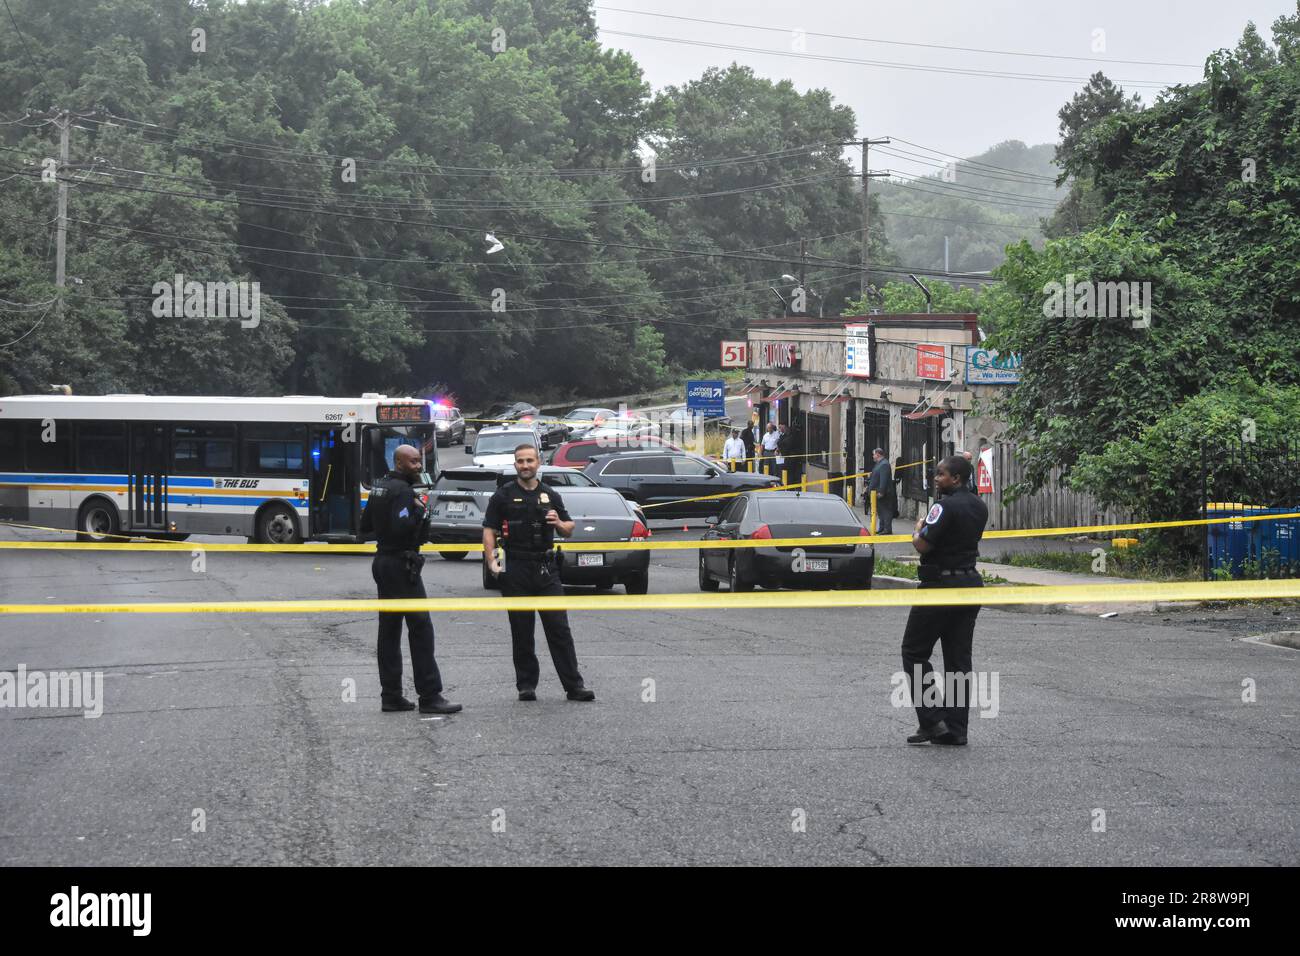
[[705, 516, 719, 526]]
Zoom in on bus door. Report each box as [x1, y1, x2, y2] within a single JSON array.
[[129, 424, 169, 530], [309, 427, 358, 537]]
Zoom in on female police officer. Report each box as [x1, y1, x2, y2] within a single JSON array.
[[482, 443, 596, 702], [901, 454, 987, 746]]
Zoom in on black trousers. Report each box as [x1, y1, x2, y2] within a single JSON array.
[[901, 573, 982, 734], [372, 553, 443, 702], [874, 503, 896, 535], [499, 556, 584, 692]]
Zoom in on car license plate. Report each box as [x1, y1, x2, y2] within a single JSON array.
[[447, 502, 466, 513], [578, 553, 604, 567], [805, 558, 829, 572]]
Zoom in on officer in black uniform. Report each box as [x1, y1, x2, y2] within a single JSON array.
[[359, 443, 462, 715], [482, 443, 595, 702], [900, 454, 987, 745]]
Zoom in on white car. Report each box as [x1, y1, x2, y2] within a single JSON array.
[[470, 425, 544, 468]]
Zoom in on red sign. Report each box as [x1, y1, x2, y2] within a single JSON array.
[[977, 447, 994, 494], [916, 344, 947, 380], [721, 341, 748, 368], [753, 341, 799, 369]]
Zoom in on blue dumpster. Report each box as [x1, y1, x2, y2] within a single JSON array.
[[1204, 503, 1300, 578]]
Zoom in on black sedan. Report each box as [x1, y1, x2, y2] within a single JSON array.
[[483, 486, 651, 594], [698, 491, 874, 592], [582, 450, 779, 519]]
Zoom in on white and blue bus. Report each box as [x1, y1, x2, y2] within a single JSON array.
[[0, 394, 439, 543]]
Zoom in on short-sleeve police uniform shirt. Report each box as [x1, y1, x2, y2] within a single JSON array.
[[483, 480, 571, 552], [917, 489, 988, 570]]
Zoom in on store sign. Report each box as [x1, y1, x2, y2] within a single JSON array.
[[977, 447, 994, 494], [916, 344, 948, 381], [752, 341, 800, 369], [845, 324, 872, 378], [965, 347, 1022, 384], [720, 341, 749, 368]]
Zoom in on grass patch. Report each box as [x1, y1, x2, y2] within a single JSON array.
[[992, 543, 1204, 582], [875, 557, 1007, 585]]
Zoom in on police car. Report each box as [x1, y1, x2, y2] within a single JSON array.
[[469, 424, 544, 469]]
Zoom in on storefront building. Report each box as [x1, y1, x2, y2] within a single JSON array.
[[741, 314, 1020, 518]]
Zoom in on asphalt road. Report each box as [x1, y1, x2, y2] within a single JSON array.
[[2, 493, 1297, 867]]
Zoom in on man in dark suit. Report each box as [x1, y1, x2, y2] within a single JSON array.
[[866, 447, 897, 534], [739, 420, 757, 471]]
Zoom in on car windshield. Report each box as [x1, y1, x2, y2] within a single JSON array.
[[756, 498, 858, 524], [562, 492, 635, 517], [475, 433, 534, 455], [434, 471, 496, 493], [431, 407, 456, 420]]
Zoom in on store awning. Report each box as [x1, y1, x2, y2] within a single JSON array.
[[768, 387, 799, 401], [816, 376, 854, 407], [903, 407, 947, 420], [737, 381, 764, 396]]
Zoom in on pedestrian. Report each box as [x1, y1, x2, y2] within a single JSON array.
[[866, 447, 897, 534], [780, 420, 804, 486], [774, 423, 789, 480], [900, 455, 988, 746], [359, 444, 462, 715], [722, 429, 746, 471], [760, 422, 781, 476], [482, 443, 596, 702], [739, 421, 757, 471], [962, 450, 979, 494]]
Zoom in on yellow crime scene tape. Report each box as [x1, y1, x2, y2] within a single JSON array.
[[3, 578, 1300, 615], [3, 510, 1300, 553]]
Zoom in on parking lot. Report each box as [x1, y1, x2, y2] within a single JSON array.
[[2, 497, 1297, 865]]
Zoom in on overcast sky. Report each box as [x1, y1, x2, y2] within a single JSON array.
[[593, 0, 1296, 169]]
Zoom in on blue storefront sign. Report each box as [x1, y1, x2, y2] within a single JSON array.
[[965, 347, 1023, 384], [686, 379, 726, 417]]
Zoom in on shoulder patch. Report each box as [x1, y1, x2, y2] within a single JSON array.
[[925, 503, 943, 525], [398, 507, 410, 518]]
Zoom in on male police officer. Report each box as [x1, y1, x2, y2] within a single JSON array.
[[482, 443, 596, 702], [359, 443, 462, 715], [901, 454, 987, 745]]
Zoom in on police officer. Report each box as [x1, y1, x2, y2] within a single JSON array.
[[901, 454, 987, 746], [359, 443, 462, 715], [482, 443, 595, 702]]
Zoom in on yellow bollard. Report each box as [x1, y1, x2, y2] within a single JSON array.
[[870, 490, 878, 533], [782, 469, 789, 486]]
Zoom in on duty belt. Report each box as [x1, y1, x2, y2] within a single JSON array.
[[937, 567, 978, 576], [505, 548, 555, 560]]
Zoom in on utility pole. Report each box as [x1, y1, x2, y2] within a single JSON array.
[[858, 137, 890, 302], [944, 235, 950, 274], [799, 237, 806, 289], [54, 110, 69, 315]]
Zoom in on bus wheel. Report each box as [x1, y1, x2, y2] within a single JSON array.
[[76, 498, 121, 543], [256, 504, 301, 545]]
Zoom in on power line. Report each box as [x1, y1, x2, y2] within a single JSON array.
[[595, 7, 1203, 68], [600, 30, 1174, 89]]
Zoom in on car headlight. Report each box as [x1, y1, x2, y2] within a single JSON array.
[[436, 422, 448, 429]]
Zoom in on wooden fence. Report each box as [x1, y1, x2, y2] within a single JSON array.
[[985, 441, 1129, 532]]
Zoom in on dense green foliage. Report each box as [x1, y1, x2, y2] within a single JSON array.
[[0, 0, 879, 402], [983, 9, 1300, 520]]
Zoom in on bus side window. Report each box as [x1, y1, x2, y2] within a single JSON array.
[[76, 422, 127, 473], [23, 421, 72, 472], [0, 422, 19, 470]]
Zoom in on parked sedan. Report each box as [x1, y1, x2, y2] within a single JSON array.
[[560, 406, 619, 437], [698, 491, 874, 592], [482, 485, 651, 594], [482, 401, 540, 425], [583, 450, 779, 519], [518, 413, 570, 449]]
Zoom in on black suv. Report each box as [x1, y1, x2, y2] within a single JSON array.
[[583, 451, 779, 519]]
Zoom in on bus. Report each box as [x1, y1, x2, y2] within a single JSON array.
[[0, 394, 440, 543]]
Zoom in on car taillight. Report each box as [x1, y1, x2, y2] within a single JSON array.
[[631, 521, 649, 540], [750, 524, 772, 539], [859, 526, 871, 536]]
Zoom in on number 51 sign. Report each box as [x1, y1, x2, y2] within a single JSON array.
[[721, 340, 749, 368]]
